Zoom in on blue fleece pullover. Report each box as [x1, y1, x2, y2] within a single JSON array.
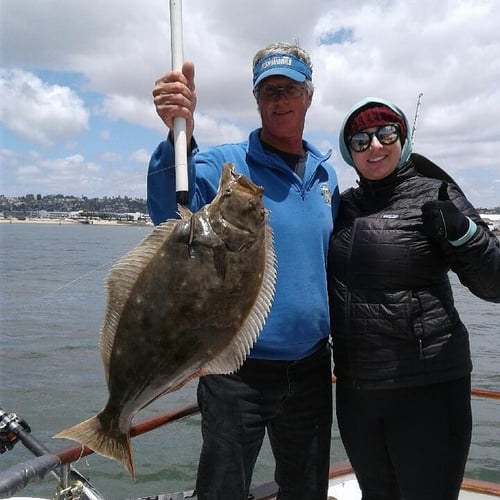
[[147, 129, 339, 360]]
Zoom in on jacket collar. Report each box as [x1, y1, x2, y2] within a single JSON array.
[[356, 158, 416, 198]]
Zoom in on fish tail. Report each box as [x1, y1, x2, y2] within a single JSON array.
[[54, 413, 135, 480]]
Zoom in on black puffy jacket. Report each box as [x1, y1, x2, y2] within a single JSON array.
[[327, 154, 500, 390]]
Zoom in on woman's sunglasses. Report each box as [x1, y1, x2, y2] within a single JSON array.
[[348, 124, 401, 153]]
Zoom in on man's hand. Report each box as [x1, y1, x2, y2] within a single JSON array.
[[153, 61, 196, 144]]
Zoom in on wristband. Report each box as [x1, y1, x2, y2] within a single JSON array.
[[449, 218, 477, 247]]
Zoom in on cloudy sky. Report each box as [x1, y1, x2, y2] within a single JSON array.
[[1, 0, 499, 207]]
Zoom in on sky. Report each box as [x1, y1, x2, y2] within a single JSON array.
[[1, 0, 499, 208]]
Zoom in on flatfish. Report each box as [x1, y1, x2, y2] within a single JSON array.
[[55, 162, 276, 479]]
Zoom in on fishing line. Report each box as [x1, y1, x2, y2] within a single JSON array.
[[5, 257, 119, 314], [43, 261, 113, 299]]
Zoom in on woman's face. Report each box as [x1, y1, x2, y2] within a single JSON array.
[[350, 126, 402, 180]]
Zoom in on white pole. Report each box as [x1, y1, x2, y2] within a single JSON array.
[[169, 0, 189, 204]]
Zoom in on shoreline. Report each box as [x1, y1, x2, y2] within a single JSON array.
[[0, 217, 152, 226], [1, 217, 498, 235]]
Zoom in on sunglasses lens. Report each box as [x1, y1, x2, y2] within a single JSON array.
[[348, 124, 400, 152], [349, 133, 371, 152], [257, 84, 305, 100], [377, 125, 399, 145]]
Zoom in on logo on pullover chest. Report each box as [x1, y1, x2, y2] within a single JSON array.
[[320, 183, 332, 207], [382, 213, 399, 219]]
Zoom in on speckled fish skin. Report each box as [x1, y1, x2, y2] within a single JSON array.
[[55, 163, 276, 479]]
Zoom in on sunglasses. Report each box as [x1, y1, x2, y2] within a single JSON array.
[[254, 83, 306, 101], [348, 124, 400, 153]]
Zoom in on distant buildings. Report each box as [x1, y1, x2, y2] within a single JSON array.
[[0, 194, 498, 233], [0, 194, 150, 224], [480, 213, 500, 233]]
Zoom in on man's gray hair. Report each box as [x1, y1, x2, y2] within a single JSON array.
[[253, 42, 314, 96]]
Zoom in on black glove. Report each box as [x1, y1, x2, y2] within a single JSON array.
[[421, 182, 470, 241]]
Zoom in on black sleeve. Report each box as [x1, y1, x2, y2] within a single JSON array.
[[444, 183, 500, 303]]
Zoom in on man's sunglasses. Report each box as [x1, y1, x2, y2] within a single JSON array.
[[348, 124, 401, 153], [254, 83, 306, 101]]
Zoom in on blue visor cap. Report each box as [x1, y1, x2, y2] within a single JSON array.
[[253, 53, 312, 88]]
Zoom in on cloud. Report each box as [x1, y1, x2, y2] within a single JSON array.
[[99, 94, 159, 131], [0, 148, 148, 198], [1, 152, 100, 195], [0, 69, 89, 146], [1, 0, 499, 206], [100, 152, 122, 162], [129, 149, 152, 165]]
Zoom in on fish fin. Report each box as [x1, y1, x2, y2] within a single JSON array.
[[200, 225, 277, 375], [99, 220, 179, 380], [54, 414, 135, 480], [177, 204, 193, 219]]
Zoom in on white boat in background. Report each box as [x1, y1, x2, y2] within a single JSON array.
[[250, 459, 500, 500], [326, 467, 500, 500], [2, 387, 499, 500]]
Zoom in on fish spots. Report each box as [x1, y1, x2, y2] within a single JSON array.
[[54, 163, 276, 479]]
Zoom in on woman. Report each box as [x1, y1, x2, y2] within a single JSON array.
[[327, 96, 500, 500]]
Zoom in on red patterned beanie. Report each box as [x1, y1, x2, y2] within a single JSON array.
[[345, 104, 407, 142]]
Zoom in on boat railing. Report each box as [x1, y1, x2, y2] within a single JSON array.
[[1, 387, 499, 499]]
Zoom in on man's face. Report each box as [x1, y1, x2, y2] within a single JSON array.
[[255, 76, 312, 141]]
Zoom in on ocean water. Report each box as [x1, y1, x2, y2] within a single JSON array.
[[0, 223, 498, 499]]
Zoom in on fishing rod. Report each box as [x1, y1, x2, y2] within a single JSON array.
[[7, 386, 500, 468], [170, 0, 189, 205], [1, 390, 498, 497], [0, 404, 198, 497], [0, 409, 102, 499], [411, 92, 424, 146]]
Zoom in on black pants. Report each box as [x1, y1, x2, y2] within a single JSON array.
[[195, 344, 333, 500], [336, 376, 472, 500]]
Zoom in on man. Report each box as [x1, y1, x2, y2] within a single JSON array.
[[148, 42, 339, 500]]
